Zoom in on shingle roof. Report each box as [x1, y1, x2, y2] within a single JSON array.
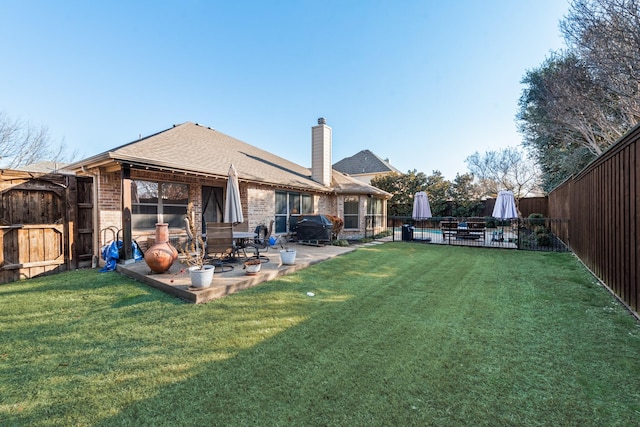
[[332, 149, 401, 175], [64, 122, 391, 197], [14, 161, 71, 174]]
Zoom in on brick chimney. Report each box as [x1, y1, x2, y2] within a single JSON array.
[[311, 117, 332, 186]]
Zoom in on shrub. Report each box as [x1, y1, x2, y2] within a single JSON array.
[[324, 214, 344, 240], [534, 225, 548, 235], [485, 216, 497, 228], [528, 213, 545, 227], [536, 233, 552, 246]]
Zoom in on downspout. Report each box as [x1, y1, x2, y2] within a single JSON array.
[[82, 166, 100, 268]]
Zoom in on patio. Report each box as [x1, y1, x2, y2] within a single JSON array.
[[117, 240, 388, 303]]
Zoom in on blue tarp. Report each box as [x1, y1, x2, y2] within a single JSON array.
[[99, 240, 143, 272]]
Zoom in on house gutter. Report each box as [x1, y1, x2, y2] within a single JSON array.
[[82, 166, 100, 268]]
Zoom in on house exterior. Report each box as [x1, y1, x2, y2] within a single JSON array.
[[63, 118, 391, 261], [333, 149, 401, 184]]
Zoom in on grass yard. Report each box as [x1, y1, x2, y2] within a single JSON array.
[[1, 242, 640, 426]]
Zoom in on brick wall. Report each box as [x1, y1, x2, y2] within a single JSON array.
[[246, 184, 275, 232], [98, 171, 122, 247], [95, 167, 386, 248]]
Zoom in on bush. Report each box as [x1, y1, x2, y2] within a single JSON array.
[[534, 225, 548, 235], [324, 214, 344, 240], [528, 213, 545, 227], [536, 233, 552, 246]]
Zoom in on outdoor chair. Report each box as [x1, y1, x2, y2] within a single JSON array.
[[205, 222, 236, 271], [246, 220, 273, 263]]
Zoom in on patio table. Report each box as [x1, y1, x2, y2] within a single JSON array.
[[232, 231, 257, 259]]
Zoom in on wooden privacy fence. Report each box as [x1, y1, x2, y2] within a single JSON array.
[[549, 123, 640, 317], [0, 224, 65, 279], [0, 170, 94, 284]]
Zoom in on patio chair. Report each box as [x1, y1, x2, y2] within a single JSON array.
[[245, 220, 273, 263], [205, 222, 236, 271]]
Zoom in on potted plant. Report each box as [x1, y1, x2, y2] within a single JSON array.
[[243, 258, 262, 275], [180, 210, 214, 289], [278, 233, 297, 265]]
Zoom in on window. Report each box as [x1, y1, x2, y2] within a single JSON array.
[[131, 180, 189, 230], [343, 196, 359, 229], [275, 191, 313, 233], [367, 197, 383, 229]]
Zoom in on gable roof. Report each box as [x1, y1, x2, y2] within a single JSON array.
[[333, 149, 401, 176], [64, 122, 391, 197], [14, 161, 71, 174]]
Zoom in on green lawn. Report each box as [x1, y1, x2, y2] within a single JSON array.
[[1, 243, 639, 426]]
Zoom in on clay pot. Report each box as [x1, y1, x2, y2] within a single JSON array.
[[144, 223, 178, 273]]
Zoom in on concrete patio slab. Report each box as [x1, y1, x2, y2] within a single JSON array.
[[117, 241, 376, 304]]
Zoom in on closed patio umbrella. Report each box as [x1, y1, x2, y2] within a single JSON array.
[[411, 191, 432, 241], [224, 164, 244, 225], [412, 191, 432, 220], [492, 190, 518, 219], [492, 190, 518, 241]]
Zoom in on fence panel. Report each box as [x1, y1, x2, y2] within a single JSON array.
[[549, 123, 640, 315], [0, 224, 65, 283], [389, 216, 568, 252]]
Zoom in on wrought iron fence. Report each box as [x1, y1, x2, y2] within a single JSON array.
[[388, 216, 570, 252]]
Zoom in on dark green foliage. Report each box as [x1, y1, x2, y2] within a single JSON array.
[[371, 169, 429, 217], [536, 232, 552, 246], [528, 213, 546, 227], [534, 225, 548, 235]]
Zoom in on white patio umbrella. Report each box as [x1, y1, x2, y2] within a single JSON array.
[[492, 190, 518, 220], [412, 191, 432, 220], [492, 190, 518, 241], [224, 164, 244, 225], [411, 191, 432, 241]]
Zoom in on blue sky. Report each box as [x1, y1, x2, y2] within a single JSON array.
[[1, 1, 568, 180]]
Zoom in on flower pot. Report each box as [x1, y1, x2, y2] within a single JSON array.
[[144, 223, 178, 273], [188, 265, 215, 289], [243, 260, 262, 275], [279, 249, 297, 265]]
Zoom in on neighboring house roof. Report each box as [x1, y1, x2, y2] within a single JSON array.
[[14, 161, 71, 174], [64, 122, 391, 198], [333, 149, 401, 176], [332, 170, 390, 196]]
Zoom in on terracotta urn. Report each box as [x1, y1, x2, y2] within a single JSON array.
[[144, 223, 178, 273]]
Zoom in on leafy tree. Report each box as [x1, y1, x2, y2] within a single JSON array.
[[561, 0, 640, 125], [424, 171, 450, 217], [465, 147, 541, 198], [370, 169, 427, 217], [0, 112, 73, 168], [372, 170, 485, 218], [449, 173, 483, 217]]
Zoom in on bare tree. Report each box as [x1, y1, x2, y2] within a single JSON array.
[[518, 0, 640, 190], [561, 0, 640, 124], [0, 112, 71, 169], [465, 147, 541, 199]]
